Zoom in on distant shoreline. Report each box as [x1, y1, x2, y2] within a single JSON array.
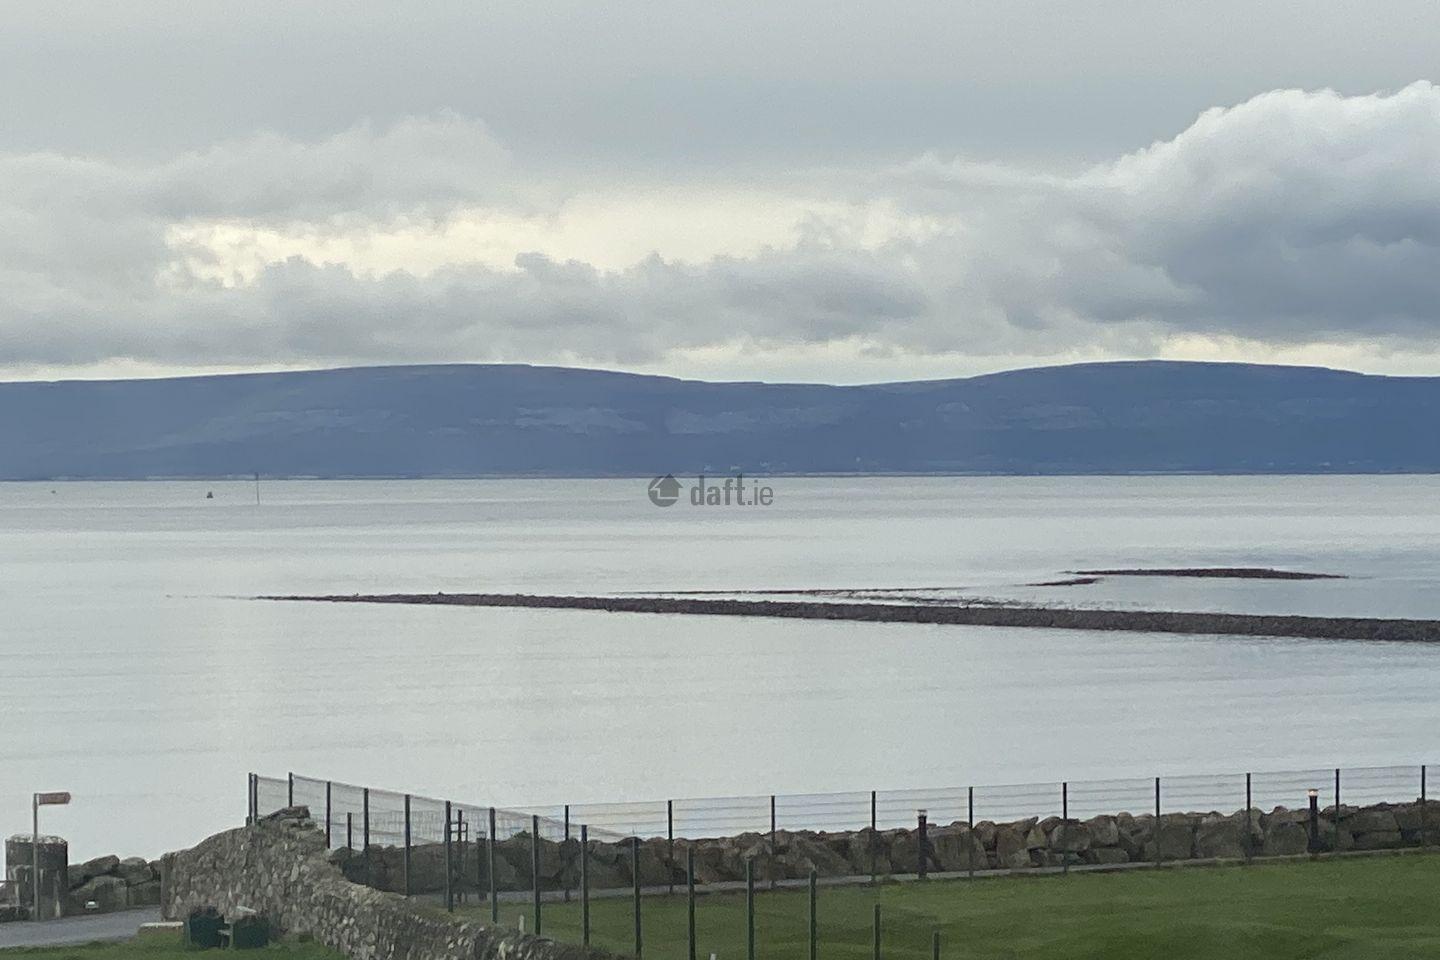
[[258, 592, 1440, 643]]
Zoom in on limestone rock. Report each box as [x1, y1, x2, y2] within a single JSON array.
[[117, 857, 152, 885], [1047, 822, 1091, 854], [1144, 818, 1193, 861], [67, 875, 128, 914], [1194, 816, 1246, 860], [1261, 820, 1309, 856], [1084, 816, 1120, 848]]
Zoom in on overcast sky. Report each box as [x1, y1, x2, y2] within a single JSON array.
[[4, 0, 1440, 383]]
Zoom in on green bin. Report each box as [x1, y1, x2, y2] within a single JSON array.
[[230, 915, 271, 949], [184, 908, 224, 949]]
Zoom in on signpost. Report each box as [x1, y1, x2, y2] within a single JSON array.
[[33, 791, 70, 922]]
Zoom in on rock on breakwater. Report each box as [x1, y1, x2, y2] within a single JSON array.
[[260, 592, 1440, 643]]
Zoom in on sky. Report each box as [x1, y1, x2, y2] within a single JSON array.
[[3, 1, 1440, 384]]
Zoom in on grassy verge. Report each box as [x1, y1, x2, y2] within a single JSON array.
[[464, 853, 1440, 959], [0, 931, 343, 960]]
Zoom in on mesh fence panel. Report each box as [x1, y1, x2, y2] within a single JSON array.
[[972, 781, 1064, 824], [1161, 772, 1248, 815], [250, 761, 1437, 898], [1250, 767, 1335, 814], [1067, 777, 1155, 820], [1341, 765, 1422, 807]]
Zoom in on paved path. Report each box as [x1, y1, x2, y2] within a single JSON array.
[[0, 908, 161, 949]]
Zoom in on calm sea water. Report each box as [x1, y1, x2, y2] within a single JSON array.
[[4, 475, 1440, 859]]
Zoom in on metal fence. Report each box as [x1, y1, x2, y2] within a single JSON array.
[[250, 763, 1435, 956]]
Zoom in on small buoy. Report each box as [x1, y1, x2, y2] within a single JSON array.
[[206, 491, 214, 499]]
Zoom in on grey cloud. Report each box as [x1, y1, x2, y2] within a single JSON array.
[[3, 84, 1440, 375]]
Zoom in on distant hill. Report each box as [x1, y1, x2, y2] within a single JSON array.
[[1, 360, 1437, 479]]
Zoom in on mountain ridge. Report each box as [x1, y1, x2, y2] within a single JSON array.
[[2, 360, 1436, 479]]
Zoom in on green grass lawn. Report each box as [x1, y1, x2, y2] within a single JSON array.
[[466, 854, 1440, 960], [0, 932, 343, 960]]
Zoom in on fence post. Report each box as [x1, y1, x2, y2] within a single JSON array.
[[809, 868, 818, 960], [687, 847, 697, 960], [346, 812, 353, 852], [1153, 777, 1161, 866], [632, 836, 642, 960], [932, 930, 940, 960], [967, 786, 975, 879], [1334, 768, 1341, 852], [581, 824, 591, 948], [325, 781, 333, 848], [487, 807, 498, 924], [1061, 782, 1069, 875], [563, 805, 571, 904], [246, 773, 254, 824], [1244, 773, 1252, 864], [531, 815, 542, 936], [1423, 765, 1429, 849], [362, 789, 370, 850], [445, 802, 454, 912], [668, 799, 676, 896], [456, 810, 466, 904], [872, 903, 881, 960], [287, 772, 294, 807], [769, 794, 777, 890], [916, 810, 928, 879], [745, 858, 755, 960], [403, 793, 412, 897], [870, 790, 878, 884]]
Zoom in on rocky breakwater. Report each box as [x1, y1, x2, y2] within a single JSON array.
[[65, 854, 163, 913], [162, 807, 606, 960], [336, 799, 1434, 894]]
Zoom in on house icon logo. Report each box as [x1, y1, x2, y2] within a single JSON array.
[[647, 474, 682, 507]]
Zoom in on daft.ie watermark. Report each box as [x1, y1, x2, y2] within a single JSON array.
[[647, 474, 775, 507]]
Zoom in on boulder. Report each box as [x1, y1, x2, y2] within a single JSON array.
[[128, 880, 162, 906], [66, 875, 127, 915], [75, 855, 119, 885], [1194, 816, 1246, 860], [843, 829, 887, 874], [116, 857, 151, 886], [1047, 822, 1092, 854], [1143, 817, 1193, 861], [993, 826, 1032, 869], [1344, 808, 1399, 836], [1084, 816, 1121, 848], [974, 821, 998, 851], [1392, 803, 1429, 839], [1261, 820, 1309, 857], [1352, 829, 1404, 850], [775, 835, 851, 879], [1023, 824, 1049, 851], [928, 826, 986, 872]]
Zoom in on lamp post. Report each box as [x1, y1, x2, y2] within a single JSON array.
[[1306, 789, 1320, 853], [32, 791, 71, 921]]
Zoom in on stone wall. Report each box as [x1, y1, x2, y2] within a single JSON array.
[[336, 798, 1435, 895], [161, 808, 606, 960]]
